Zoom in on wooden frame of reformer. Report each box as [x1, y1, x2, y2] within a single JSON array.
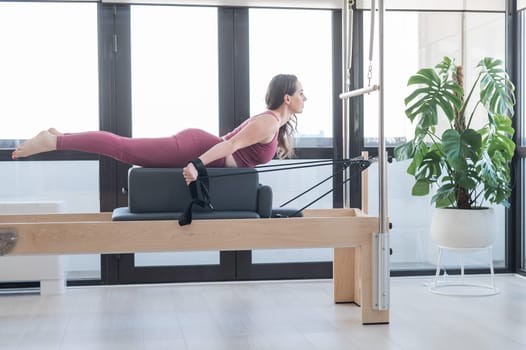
[[0, 206, 388, 325]]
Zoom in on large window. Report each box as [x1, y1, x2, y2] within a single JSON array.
[[0, 2, 100, 282], [0, 2, 98, 141], [249, 9, 334, 264], [363, 11, 505, 147], [131, 6, 219, 137], [249, 8, 333, 147], [130, 5, 220, 267], [361, 9, 507, 271]]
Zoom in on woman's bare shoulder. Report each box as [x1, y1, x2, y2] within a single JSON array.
[[251, 112, 280, 127]]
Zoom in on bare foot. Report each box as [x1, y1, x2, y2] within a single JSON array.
[[48, 128, 64, 136], [11, 130, 58, 160]]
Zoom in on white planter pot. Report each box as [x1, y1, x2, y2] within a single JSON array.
[[430, 207, 497, 249]]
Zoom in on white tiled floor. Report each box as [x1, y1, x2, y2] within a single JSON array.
[[1, 275, 525, 350]]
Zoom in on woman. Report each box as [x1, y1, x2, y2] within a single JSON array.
[[12, 74, 306, 184]]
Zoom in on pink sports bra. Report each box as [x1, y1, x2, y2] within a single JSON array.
[[222, 111, 280, 168]]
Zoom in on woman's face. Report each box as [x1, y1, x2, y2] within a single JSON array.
[[288, 81, 307, 114]]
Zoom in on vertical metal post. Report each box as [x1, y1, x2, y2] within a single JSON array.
[[340, 0, 389, 311], [342, 0, 354, 208], [373, 0, 390, 311]]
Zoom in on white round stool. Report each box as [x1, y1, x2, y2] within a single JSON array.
[[428, 246, 499, 296]]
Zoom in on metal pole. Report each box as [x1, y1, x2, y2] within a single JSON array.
[[342, 0, 354, 208], [338, 0, 389, 311], [374, 0, 390, 311], [378, 0, 386, 233]]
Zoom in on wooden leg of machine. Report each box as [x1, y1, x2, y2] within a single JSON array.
[[333, 247, 362, 306], [333, 247, 356, 303], [360, 239, 389, 325]]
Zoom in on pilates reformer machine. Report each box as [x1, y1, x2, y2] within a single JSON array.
[[0, 0, 390, 325]]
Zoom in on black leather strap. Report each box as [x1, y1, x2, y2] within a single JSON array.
[[178, 159, 213, 226], [189, 158, 206, 177]]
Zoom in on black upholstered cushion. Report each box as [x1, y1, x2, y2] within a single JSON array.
[[256, 184, 273, 218], [111, 167, 306, 222], [127, 167, 262, 214]]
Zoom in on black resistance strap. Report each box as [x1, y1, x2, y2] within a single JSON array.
[[178, 159, 213, 226]]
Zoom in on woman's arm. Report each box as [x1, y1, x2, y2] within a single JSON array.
[[182, 115, 278, 184], [202, 115, 278, 165]]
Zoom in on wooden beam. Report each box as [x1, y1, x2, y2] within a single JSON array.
[[0, 208, 389, 324], [0, 209, 376, 255]]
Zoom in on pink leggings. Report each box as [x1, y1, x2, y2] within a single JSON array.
[[57, 129, 226, 168]]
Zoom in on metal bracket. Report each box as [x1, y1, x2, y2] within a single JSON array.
[[373, 231, 390, 310], [0, 229, 18, 256]]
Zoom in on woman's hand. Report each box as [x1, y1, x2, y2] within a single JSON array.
[[182, 162, 198, 185]]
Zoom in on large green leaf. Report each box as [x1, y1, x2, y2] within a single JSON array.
[[413, 149, 442, 181], [435, 56, 456, 78], [431, 183, 456, 208], [412, 179, 432, 196], [484, 115, 516, 160], [441, 129, 481, 171], [404, 66, 462, 126], [406, 141, 430, 176], [394, 140, 414, 161], [478, 57, 515, 118], [479, 151, 512, 206], [477, 114, 515, 206]]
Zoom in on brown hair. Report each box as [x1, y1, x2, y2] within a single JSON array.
[[265, 74, 298, 159]]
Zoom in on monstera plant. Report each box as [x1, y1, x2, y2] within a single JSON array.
[[394, 57, 515, 209]]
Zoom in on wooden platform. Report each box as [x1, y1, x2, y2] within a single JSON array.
[[0, 208, 389, 325]]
